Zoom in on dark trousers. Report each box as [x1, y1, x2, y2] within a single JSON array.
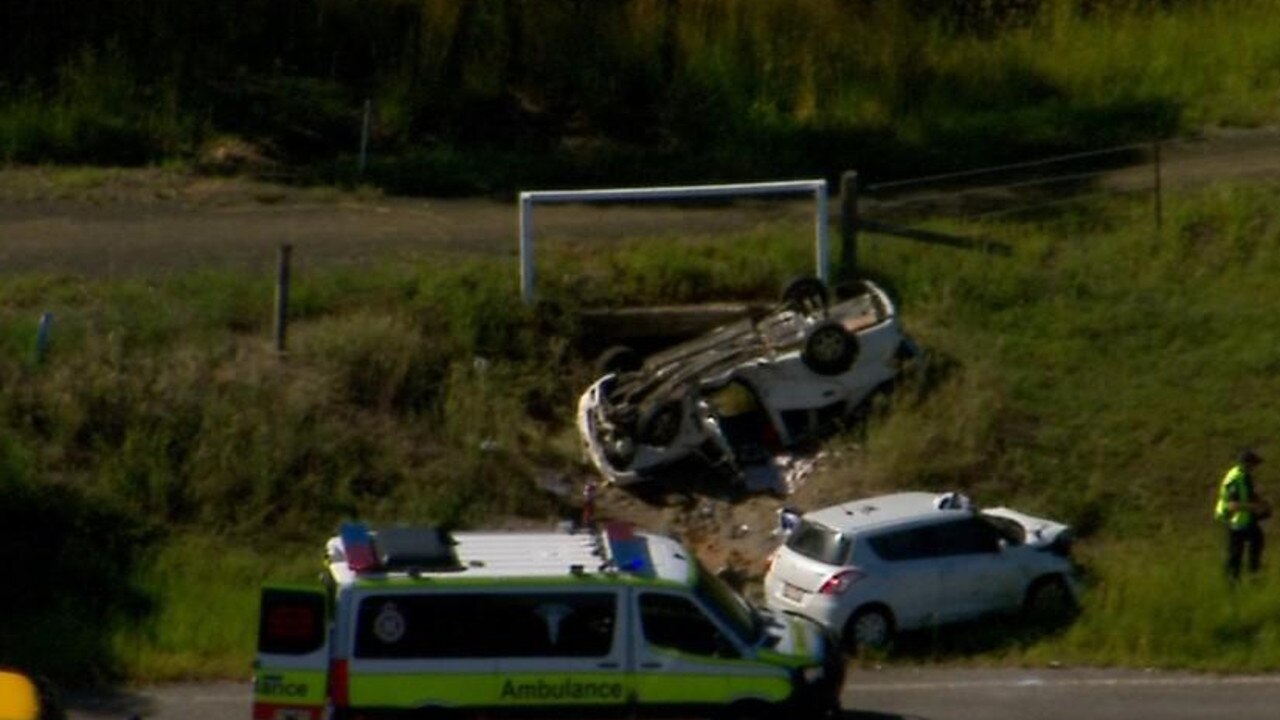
[[1227, 523, 1264, 579]]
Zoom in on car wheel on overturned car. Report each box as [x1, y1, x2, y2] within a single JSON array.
[[595, 344, 642, 375], [802, 320, 858, 375], [782, 276, 829, 313]]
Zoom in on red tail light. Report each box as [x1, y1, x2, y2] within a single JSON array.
[[818, 568, 865, 595], [330, 659, 350, 708]]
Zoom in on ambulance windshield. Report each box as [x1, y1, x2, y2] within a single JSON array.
[[694, 560, 760, 645]]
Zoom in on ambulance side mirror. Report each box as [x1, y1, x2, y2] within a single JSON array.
[[0, 668, 65, 720]]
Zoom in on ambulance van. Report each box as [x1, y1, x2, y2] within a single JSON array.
[[253, 521, 843, 719]]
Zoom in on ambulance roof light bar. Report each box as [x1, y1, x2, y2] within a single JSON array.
[[604, 521, 653, 577], [340, 522, 380, 573]]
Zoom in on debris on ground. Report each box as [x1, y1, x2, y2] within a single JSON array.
[[531, 446, 853, 599]]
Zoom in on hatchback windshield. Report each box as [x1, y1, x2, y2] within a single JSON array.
[[786, 519, 849, 565], [980, 513, 1026, 545]]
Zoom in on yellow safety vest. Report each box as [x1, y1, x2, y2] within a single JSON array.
[[1215, 465, 1255, 530]]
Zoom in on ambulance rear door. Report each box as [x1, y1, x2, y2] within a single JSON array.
[[253, 585, 330, 720]]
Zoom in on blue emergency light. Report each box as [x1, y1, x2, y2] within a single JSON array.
[[605, 522, 654, 577], [340, 522, 380, 572]]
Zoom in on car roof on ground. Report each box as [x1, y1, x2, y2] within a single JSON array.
[[803, 491, 967, 534]]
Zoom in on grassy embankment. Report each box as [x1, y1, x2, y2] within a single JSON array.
[[3, 1, 1280, 189], [5, 178, 1280, 679], [6, 0, 1280, 685]]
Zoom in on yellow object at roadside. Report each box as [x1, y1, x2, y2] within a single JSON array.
[[0, 670, 39, 720]]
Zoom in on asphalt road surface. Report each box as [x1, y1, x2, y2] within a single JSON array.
[[63, 667, 1280, 720]]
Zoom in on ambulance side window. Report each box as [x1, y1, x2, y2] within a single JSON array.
[[638, 592, 739, 659], [354, 592, 616, 658]]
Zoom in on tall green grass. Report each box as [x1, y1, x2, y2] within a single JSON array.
[[819, 179, 1280, 667], [1036, 537, 1280, 670], [113, 536, 317, 681], [857, 180, 1280, 539], [4, 1, 1280, 185], [9, 178, 1280, 677]]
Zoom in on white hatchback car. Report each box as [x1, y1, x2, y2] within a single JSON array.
[[763, 492, 1079, 651]]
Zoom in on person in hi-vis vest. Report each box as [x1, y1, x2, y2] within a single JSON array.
[[1215, 449, 1269, 579]]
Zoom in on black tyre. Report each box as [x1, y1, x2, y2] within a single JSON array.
[[638, 400, 683, 446], [33, 674, 66, 720], [781, 276, 829, 313], [722, 700, 775, 720], [1023, 575, 1078, 626], [801, 320, 857, 375], [595, 345, 642, 375], [844, 605, 895, 653]]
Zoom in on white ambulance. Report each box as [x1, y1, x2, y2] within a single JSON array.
[[253, 521, 843, 719]]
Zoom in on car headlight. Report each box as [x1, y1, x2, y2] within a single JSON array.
[[802, 665, 825, 683]]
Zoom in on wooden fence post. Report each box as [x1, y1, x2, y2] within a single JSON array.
[[33, 312, 54, 365], [274, 244, 292, 354], [840, 170, 859, 282], [358, 98, 372, 180], [1153, 141, 1163, 235]]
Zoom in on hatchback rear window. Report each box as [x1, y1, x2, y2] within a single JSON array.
[[785, 520, 849, 565]]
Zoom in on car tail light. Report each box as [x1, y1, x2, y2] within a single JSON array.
[[818, 568, 865, 595], [330, 659, 350, 709]]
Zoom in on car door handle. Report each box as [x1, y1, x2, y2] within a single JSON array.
[[640, 662, 662, 669], [597, 661, 619, 669]]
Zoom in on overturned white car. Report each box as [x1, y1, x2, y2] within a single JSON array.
[[577, 278, 917, 487]]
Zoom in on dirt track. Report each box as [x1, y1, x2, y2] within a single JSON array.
[[4, 126, 1279, 278], [0, 171, 815, 277]]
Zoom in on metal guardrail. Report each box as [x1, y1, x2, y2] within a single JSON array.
[[518, 180, 830, 304]]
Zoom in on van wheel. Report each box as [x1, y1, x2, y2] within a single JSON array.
[[844, 606, 894, 652], [802, 321, 857, 376], [723, 700, 775, 720], [1023, 575, 1077, 626]]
